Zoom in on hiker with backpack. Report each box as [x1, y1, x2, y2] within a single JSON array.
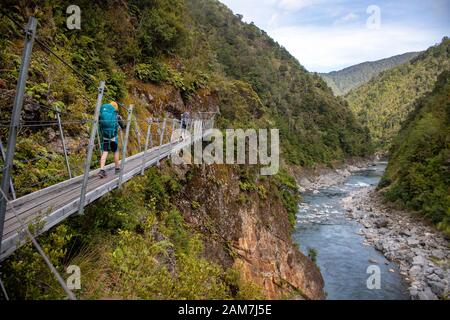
[[98, 101, 126, 178], [181, 111, 189, 130]]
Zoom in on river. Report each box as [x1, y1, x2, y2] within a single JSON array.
[[293, 162, 410, 300]]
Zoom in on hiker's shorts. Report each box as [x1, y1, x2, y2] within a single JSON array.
[[102, 138, 118, 153]]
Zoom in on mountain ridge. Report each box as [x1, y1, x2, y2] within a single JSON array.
[[320, 52, 421, 95], [345, 37, 450, 150], [379, 70, 450, 235]]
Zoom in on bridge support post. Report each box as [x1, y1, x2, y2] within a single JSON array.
[[118, 105, 133, 189], [56, 108, 72, 179], [141, 118, 153, 175], [171, 118, 176, 141], [157, 118, 167, 166], [0, 17, 37, 252], [0, 139, 16, 200], [78, 81, 105, 215], [133, 117, 143, 153], [188, 119, 193, 135]]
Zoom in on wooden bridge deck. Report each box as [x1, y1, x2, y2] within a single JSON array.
[[0, 137, 193, 261]]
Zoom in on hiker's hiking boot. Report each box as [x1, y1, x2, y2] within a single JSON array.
[[115, 167, 121, 174], [98, 169, 107, 179]]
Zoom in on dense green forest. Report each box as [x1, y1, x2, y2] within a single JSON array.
[[0, 0, 371, 172], [345, 38, 450, 150], [186, 0, 372, 165], [379, 71, 450, 235], [0, 0, 374, 299], [320, 52, 419, 96]]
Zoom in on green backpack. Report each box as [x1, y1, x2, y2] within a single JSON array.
[[99, 104, 119, 139]]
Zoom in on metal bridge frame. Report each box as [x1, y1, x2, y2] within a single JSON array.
[[0, 15, 217, 300]]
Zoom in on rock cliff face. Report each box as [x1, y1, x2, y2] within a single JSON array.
[[172, 164, 325, 300], [132, 79, 325, 299]]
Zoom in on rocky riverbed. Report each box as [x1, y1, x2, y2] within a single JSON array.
[[294, 159, 373, 192], [341, 187, 450, 300]]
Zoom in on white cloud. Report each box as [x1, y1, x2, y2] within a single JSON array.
[[219, 0, 448, 72], [333, 12, 359, 26], [269, 24, 444, 72], [268, 13, 279, 28], [342, 12, 358, 22]]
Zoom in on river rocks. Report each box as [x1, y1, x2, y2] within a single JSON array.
[[431, 250, 446, 260], [292, 159, 373, 191], [416, 287, 438, 300], [374, 218, 390, 228], [362, 221, 372, 229], [407, 238, 420, 247], [412, 255, 426, 266], [400, 230, 412, 237], [429, 281, 447, 296], [409, 265, 421, 277], [341, 186, 449, 300]]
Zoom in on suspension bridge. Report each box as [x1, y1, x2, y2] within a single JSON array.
[[0, 14, 217, 299]]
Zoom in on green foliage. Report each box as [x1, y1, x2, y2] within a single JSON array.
[[380, 71, 450, 235], [346, 38, 450, 150], [187, 0, 372, 164], [239, 181, 267, 200], [273, 169, 301, 227], [224, 268, 265, 300], [0, 0, 374, 300], [2, 169, 264, 299], [132, 0, 188, 57], [143, 167, 181, 211], [134, 61, 171, 84], [1, 225, 74, 300], [307, 248, 318, 264], [321, 52, 420, 96], [107, 215, 229, 299]]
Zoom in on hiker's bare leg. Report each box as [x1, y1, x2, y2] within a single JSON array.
[[100, 151, 108, 170], [114, 151, 120, 169]]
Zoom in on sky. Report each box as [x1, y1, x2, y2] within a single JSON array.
[[219, 0, 450, 72]]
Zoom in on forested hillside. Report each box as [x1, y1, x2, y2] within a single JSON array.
[[0, 0, 374, 299], [379, 71, 450, 235], [346, 38, 450, 150], [320, 52, 419, 96], [186, 0, 372, 165]]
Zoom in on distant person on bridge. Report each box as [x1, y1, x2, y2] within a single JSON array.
[[181, 112, 190, 130], [98, 101, 125, 178], [180, 111, 190, 140]]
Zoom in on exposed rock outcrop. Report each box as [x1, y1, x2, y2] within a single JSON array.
[[173, 164, 325, 299]]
